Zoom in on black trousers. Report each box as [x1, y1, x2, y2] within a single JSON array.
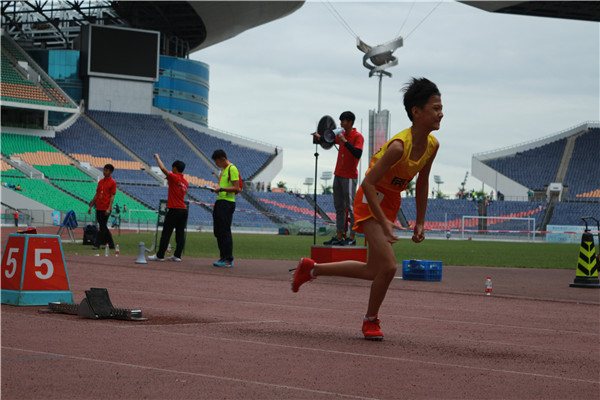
[[157, 208, 188, 258], [213, 200, 235, 262], [95, 210, 114, 248]]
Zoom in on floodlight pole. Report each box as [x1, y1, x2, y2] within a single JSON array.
[[313, 144, 319, 245], [377, 72, 383, 112]]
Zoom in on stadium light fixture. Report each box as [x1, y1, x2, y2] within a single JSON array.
[[434, 175, 444, 193], [357, 36, 403, 112]]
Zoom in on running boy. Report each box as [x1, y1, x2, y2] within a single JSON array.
[[292, 77, 442, 341]]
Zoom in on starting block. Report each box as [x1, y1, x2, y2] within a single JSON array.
[[41, 287, 147, 321], [310, 245, 367, 264], [1, 233, 74, 306]]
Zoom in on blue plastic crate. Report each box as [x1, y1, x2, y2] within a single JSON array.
[[402, 259, 442, 281]]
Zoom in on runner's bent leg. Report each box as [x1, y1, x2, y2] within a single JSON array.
[[363, 219, 397, 316], [313, 218, 395, 284], [313, 218, 396, 315]]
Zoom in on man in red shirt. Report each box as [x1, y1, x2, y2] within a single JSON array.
[[148, 154, 189, 262], [316, 111, 364, 246], [88, 164, 117, 250]]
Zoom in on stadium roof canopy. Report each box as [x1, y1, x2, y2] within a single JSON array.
[[113, 1, 304, 53], [1, 1, 304, 57], [460, 1, 600, 22]]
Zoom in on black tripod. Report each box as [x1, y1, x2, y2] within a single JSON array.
[[311, 115, 337, 245]]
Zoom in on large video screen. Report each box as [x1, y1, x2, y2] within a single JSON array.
[[83, 25, 159, 82]]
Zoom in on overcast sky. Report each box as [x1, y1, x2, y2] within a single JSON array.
[[192, 0, 599, 195]]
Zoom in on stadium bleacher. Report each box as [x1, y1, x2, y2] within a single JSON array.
[[1, 53, 57, 107], [186, 187, 277, 227], [233, 195, 278, 227], [1, 37, 76, 109], [119, 184, 216, 226], [400, 198, 478, 230], [51, 180, 156, 223], [484, 138, 566, 191], [563, 128, 600, 201], [485, 200, 546, 230], [315, 194, 336, 221], [87, 111, 217, 187], [1, 159, 27, 178], [548, 202, 600, 226], [175, 122, 272, 179], [250, 191, 328, 226], [46, 117, 157, 184], [1, 132, 160, 223], [1, 133, 92, 181], [4, 176, 89, 216]]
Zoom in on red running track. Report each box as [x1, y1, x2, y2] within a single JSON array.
[[1, 236, 599, 399]]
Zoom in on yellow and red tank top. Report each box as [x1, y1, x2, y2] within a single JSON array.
[[352, 128, 438, 232], [369, 127, 438, 193]]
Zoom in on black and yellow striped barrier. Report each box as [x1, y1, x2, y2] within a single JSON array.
[[570, 217, 600, 288]]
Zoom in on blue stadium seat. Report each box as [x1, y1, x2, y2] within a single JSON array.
[[175, 122, 272, 179], [549, 202, 600, 226], [248, 191, 327, 227], [87, 111, 217, 186], [563, 128, 600, 200], [47, 117, 157, 184], [484, 138, 566, 190]]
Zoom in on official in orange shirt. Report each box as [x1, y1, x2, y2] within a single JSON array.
[[293, 78, 442, 341], [148, 154, 189, 262], [88, 164, 117, 250], [314, 111, 364, 246]]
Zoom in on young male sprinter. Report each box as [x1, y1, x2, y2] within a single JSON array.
[[88, 164, 116, 250], [314, 111, 364, 246], [148, 154, 189, 262], [211, 149, 241, 267], [292, 78, 442, 340]]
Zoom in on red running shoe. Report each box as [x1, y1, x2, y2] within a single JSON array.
[[362, 316, 384, 341], [291, 257, 316, 292]]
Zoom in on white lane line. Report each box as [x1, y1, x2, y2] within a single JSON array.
[[3, 315, 598, 386], [112, 329, 600, 386], [104, 288, 600, 336], [6, 311, 598, 355], [2, 346, 379, 400]]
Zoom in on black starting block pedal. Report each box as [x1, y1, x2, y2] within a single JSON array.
[[40, 287, 147, 321], [80, 287, 114, 318]]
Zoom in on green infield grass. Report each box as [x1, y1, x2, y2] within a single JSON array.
[[63, 231, 582, 269]]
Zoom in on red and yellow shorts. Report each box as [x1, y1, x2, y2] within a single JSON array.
[[352, 185, 402, 233]]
